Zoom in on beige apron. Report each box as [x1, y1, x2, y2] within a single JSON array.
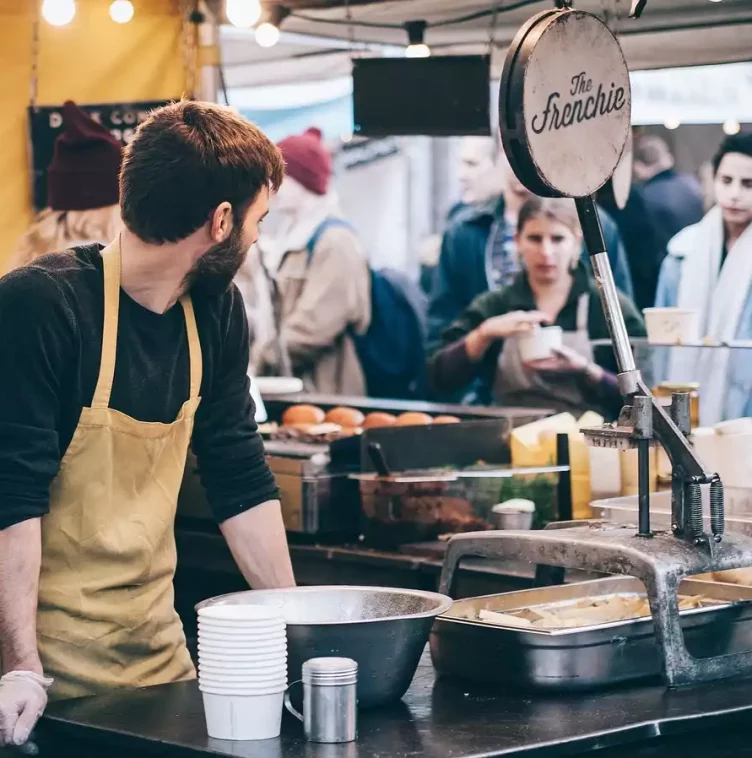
[[494, 294, 596, 415], [37, 238, 199, 700]]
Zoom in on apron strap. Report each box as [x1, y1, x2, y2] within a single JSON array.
[[576, 294, 589, 333], [92, 239, 122, 409], [93, 237, 203, 409], [179, 295, 203, 400]]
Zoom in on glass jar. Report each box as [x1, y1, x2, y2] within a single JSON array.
[[653, 382, 701, 486], [653, 382, 701, 429]]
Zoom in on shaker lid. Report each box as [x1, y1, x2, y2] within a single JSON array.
[[303, 657, 358, 685]]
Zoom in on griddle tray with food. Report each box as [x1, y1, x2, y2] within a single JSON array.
[[430, 577, 752, 691]]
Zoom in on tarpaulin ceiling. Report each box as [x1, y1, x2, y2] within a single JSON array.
[[220, 0, 752, 87]]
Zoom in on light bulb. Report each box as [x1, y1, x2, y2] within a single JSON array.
[[42, 0, 76, 26], [255, 22, 280, 48], [405, 43, 430, 58], [109, 0, 134, 24], [663, 117, 681, 130], [226, 0, 261, 28], [723, 119, 741, 136]]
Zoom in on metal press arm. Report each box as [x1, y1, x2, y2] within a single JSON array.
[[575, 196, 724, 544]]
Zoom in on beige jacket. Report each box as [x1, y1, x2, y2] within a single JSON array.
[[270, 224, 371, 396]]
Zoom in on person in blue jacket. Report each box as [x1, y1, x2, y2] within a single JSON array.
[[427, 188, 634, 353]]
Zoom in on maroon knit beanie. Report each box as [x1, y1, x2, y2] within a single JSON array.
[[47, 100, 123, 211], [277, 127, 332, 196]]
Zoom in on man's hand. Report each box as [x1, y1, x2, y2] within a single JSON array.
[[524, 345, 603, 381], [220, 500, 296, 589], [0, 671, 53, 747]]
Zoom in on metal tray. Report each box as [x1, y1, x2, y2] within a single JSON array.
[[429, 577, 752, 691]]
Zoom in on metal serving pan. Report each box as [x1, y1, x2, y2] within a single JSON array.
[[430, 577, 752, 691]]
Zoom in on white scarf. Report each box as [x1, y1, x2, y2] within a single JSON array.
[[258, 190, 343, 274], [669, 206, 752, 424]]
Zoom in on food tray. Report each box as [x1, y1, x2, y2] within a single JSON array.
[[429, 577, 752, 691]]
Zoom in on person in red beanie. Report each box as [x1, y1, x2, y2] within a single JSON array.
[[10, 101, 123, 271], [255, 127, 371, 395]]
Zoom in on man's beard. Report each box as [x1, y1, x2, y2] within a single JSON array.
[[185, 227, 248, 298]]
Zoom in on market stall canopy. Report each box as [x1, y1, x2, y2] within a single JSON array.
[[220, 0, 752, 88]]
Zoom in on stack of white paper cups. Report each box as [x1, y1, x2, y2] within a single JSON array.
[[197, 604, 287, 741]]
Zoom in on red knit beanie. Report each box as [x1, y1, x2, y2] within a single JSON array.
[[47, 101, 123, 211], [277, 127, 332, 196]]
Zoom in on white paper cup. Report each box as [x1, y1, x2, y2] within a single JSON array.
[[199, 671, 287, 685], [198, 642, 287, 661], [202, 690, 284, 741], [517, 326, 563, 363], [198, 629, 287, 642], [199, 674, 288, 690], [198, 661, 286, 675], [642, 307, 700, 344], [198, 619, 286, 633], [198, 604, 284, 623], [199, 674, 288, 692], [198, 647, 286, 661], [200, 680, 287, 695], [199, 660, 286, 674]]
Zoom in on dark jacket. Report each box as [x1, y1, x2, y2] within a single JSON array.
[[599, 184, 664, 311], [429, 263, 646, 413], [427, 198, 635, 350], [641, 169, 705, 254]]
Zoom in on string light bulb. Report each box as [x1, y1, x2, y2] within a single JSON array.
[[723, 119, 741, 136], [41, 0, 76, 26], [404, 20, 430, 58], [255, 22, 280, 47], [109, 0, 134, 24], [225, 0, 261, 28], [254, 5, 289, 48], [663, 117, 681, 130]]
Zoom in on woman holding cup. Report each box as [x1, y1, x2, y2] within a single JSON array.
[[429, 197, 645, 419]]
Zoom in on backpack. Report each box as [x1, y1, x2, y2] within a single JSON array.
[[307, 219, 428, 400]]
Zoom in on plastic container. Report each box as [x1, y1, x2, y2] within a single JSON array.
[[591, 488, 752, 529], [492, 500, 535, 530], [643, 307, 700, 344]]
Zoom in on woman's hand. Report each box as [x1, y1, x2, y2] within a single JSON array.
[[525, 345, 604, 381], [465, 311, 549, 361]]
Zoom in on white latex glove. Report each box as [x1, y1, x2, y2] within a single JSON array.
[[0, 671, 53, 747]]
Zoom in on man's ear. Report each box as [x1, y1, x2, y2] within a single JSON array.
[[210, 202, 233, 242]]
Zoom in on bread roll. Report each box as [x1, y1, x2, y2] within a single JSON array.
[[324, 406, 365, 428], [396, 412, 434, 427], [282, 404, 325, 427], [363, 412, 397, 430], [434, 415, 461, 424]]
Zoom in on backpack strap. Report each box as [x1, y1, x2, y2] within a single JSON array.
[[306, 218, 355, 264]]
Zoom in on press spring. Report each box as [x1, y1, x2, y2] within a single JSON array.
[[687, 483, 703, 540], [710, 479, 725, 543]]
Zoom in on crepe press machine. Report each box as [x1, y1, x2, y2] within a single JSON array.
[[439, 2, 752, 688]]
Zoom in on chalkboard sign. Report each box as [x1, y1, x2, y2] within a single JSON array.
[[28, 100, 169, 210]]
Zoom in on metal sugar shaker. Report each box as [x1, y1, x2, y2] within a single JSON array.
[[285, 657, 358, 743]]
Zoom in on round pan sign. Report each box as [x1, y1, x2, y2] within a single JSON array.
[[500, 9, 631, 199]]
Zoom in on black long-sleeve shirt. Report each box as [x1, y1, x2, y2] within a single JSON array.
[[0, 245, 278, 530]]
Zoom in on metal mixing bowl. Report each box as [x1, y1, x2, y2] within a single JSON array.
[[195, 586, 452, 708]]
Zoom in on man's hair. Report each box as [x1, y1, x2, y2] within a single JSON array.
[[633, 135, 673, 168], [517, 197, 580, 236], [120, 100, 285, 243], [713, 132, 752, 174]]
